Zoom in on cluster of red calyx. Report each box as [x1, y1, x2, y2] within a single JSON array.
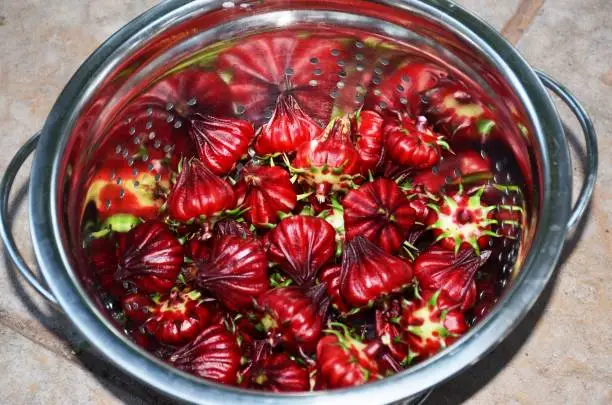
[[84, 33, 523, 391]]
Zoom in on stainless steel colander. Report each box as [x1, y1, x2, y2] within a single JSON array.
[[0, 1, 597, 404]]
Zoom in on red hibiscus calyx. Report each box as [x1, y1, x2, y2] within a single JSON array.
[[290, 115, 362, 203], [235, 164, 297, 227], [426, 185, 498, 254], [196, 234, 268, 311], [340, 236, 414, 307], [255, 286, 327, 354], [189, 113, 254, 175], [254, 93, 320, 156], [343, 178, 417, 253], [265, 215, 336, 286], [113, 222, 183, 293], [169, 324, 242, 385], [316, 322, 383, 388], [384, 115, 450, 169], [353, 109, 385, 173], [166, 157, 237, 223], [249, 352, 310, 392], [422, 81, 496, 141], [122, 287, 218, 346], [400, 289, 468, 360], [414, 246, 491, 311]]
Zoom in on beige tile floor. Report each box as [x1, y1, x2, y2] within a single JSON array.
[[0, 1, 610, 404]]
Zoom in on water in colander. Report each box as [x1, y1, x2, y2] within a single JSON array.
[[81, 29, 528, 389]]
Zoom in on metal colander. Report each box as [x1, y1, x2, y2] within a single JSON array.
[[75, 7, 530, 302], [0, 1, 597, 404]]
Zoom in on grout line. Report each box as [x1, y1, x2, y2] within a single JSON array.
[[501, 0, 546, 45]]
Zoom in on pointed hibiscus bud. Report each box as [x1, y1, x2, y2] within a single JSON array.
[[292, 115, 361, 202], [114, 222, 183, 293], [189, 113, 254, 175], [254, 93, 320, 155], [169, 324, 242, 385], [266, 215, 336, 286], [196, 235, 268, 311], [340, 236, 413, 307], [235, 165, 297, 227], [167, 157, 237, 222], [255, 286, 327, 354], [414, 246, 491, 311]]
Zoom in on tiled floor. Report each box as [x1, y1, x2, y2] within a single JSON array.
[[0, 1, 610, 404]]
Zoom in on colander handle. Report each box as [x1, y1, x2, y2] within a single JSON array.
[[537, 71, 598, 232], [0, 133, 58, 305]]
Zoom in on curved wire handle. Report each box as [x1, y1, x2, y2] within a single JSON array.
[[536, 71, 598, 232], [0, 133, 58, 304]]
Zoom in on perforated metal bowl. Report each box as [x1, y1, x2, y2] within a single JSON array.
[[0, 1, 597, 404]]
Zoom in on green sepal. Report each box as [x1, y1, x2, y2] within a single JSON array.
[[477, 119, 496, 136], [428, 290, 441, 308], [102, 213, 141, 233]]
